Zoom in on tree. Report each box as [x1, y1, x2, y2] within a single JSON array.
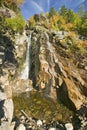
[[5, 13, 25, 32], [59, 5, 68, 17], [34, 14, 40, 22], [78, 5, 85, 17], [49, 7, 57, 18], [5, 0, 24, 5], [0, 0, 24, 12], [29, 16, 35, 29]]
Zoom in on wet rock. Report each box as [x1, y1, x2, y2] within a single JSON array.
[[16, 124, 26, 130], [48, 128, 56, 130], [10, 122, 16, 130], [0, 7, 16, 18], [37, 120, 43, 126], [3, 99, 13, 123], [61, 78, 84, 109], [0, 83, 13, 128], [12, 79, 33, 94], [0, 121, 10, 130], [0, 88, 7, 101]]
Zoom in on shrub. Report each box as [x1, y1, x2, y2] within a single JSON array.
[[5, 13, 25, 33], [28, 16, 36, 29]]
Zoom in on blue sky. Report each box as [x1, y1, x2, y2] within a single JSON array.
[[20, 0, 87, 20]]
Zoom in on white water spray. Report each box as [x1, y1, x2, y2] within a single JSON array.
[[20, 35, 31, 79], [45, 32, 58, 63], [45, 32, 54, 63]]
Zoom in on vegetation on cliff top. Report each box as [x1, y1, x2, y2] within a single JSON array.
[[0, 0, 24, 12], [28, 5, 87, 59], [0, 0, 25, 34], [29, 5, 87, 37], [4, 13, 25, 33]]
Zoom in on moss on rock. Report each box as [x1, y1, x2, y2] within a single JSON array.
[[13, 91, 73, 123]]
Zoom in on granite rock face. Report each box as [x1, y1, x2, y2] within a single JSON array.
[[30, 29, 87, 110], [0, 85, 14, 130]]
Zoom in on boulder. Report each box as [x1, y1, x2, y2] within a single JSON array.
[[12, 79, 33, 94], [16, 124, 26, 130], [65, 123, 73, 130], [0, 86, 13, 125], [48, 128, 56, 130], [3, 99, 13, 123], [60, 78, 84, 109], [37, 120, 43, 126], [0, 121, 10, 130]]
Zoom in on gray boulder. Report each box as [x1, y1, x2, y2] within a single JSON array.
[[16, 124, 26, 130]]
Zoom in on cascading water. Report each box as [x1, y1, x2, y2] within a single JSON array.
[[45, 32, 58, 63], [45, 32, 58, 87], [20, 35, 31, 79], [45, 32, 54, 63]]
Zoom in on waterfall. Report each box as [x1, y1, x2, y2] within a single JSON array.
[[45, 32, 54, 63], [45, 32, 52, 51], [45, 32, 58, 63], [20, 35, 31, 79]]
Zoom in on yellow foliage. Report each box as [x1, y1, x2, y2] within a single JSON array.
[[45, 12, 49, 18], [67, 32, 77, 39], [44, 21, 50, 29], [66, 23, 74, 30], [6, 0, 24, 5], [49, 14, 59, 30], [29, 16, 36, 28]]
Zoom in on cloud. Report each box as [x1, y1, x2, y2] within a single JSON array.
[[52, 0, 86, 8], [20, 0, 44, 19], [21, 0, 87, 19], [31, 0, 44, 12], [69, 0, 86, 8], [47, 0, 50, 11]]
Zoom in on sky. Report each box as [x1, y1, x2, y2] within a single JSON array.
[[20, 0, 87, 20]]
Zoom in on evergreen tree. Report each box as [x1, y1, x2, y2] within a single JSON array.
[[78, 5, 85, 17], [49, 7, 57, 18], [59, 5, 67, 16]]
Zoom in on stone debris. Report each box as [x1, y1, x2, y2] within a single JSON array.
[[65, 123, 73, 130]]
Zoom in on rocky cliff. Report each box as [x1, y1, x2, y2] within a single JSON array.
[[0, 5, 29, 130], [30, 28, 87, 110]]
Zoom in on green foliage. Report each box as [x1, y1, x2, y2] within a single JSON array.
[[0, 0, 24, 12], [49, 7, 57, 18], [80, 19, 87, 36], [27, 6, 87, 37], [59, 6, 87, 36], [76, 11, 87, 36], [78, 4, 85, 17], [66, 9, 75, 23], [13, 91, 73, 123], [28, 16, 36, 29], [60, 6, 77, 24], [5, 14, 25, 33], [0, 0, 3, 6], [59, 5, 68, 17]]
